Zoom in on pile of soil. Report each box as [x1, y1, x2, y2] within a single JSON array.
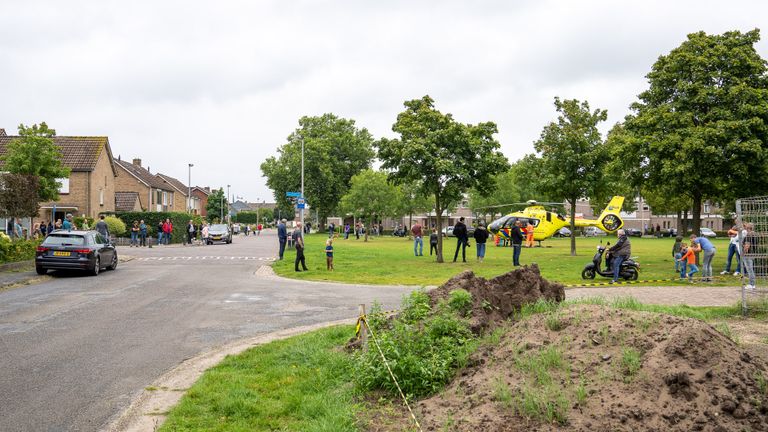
[[428, 265, 565, 333], [412, 304, 768, 431]]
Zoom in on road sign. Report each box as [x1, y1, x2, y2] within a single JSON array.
[[297, 197, 305, 209], [286, 191, 301, 198]]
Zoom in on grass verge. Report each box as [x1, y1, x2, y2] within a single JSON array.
[[272, 234, 739, 286]]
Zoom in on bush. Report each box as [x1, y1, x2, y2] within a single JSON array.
[[103, 216, 126, 237], [0, 235, 40, 263], [447, 289, 473, 316], [355, 290, 477, 398], [73, 216, 94, 229]]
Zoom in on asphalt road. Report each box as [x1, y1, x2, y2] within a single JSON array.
[[0, 230, 414, 432]]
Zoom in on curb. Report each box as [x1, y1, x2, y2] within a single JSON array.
[[0, 260, 34, 272]]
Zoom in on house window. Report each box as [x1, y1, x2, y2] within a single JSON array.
[[58, 178, 70, 194], [704, 202, 711, 213]]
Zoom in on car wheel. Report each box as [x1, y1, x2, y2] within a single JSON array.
[[107, 253, 118, 270], [581, 268, 596, 279], [36, 266, 47, 275], [90, 256, 100, 276]]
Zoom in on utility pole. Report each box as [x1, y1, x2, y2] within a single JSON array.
[[227, 184, 231, 223], [300, 133, 305, 238], [187, 163, 193, 214]]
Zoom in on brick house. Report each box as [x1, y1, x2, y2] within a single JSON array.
[[0, 129, 118, 222], [114, 158, 177, 212], [190, 186, 210, 216], [155, 173, 189, 213]]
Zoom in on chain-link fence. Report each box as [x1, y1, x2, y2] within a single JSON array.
[[736, 196, 768, 315]]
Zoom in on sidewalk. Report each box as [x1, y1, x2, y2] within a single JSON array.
[[566, 285, 742, 307], [0, 261, 40, 289]]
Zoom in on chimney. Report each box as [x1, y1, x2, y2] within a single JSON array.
[[132, 158, 142, 167], [0, 128, 6, 137]]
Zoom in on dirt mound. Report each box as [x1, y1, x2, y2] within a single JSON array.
[[428, 265, 565, 333], [411, 304, 768, 432]]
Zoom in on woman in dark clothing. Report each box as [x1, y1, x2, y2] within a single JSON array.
[[473, 223, 489, 262], [429, 229, 439, 256]]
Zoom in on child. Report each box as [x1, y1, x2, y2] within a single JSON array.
[[672, 236, 683, 273], [325, 239, 334, 271], [429, 229, 439, 256], [678, 242, 699, 282]]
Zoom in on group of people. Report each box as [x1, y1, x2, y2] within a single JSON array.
[[18, 214, 111, 241], [276, 219, 334, 272]]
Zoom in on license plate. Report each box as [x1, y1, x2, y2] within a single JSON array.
[[53, 251, 71, 257], [212, 236, 221, 240]]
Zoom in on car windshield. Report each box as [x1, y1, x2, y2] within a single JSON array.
[[210, 224, 227, 231], [43, 234, 86, 246]]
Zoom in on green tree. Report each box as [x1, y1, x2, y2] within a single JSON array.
[[205, 188, 229, 223], [528, 97, 609, 256], [377, 96, 509, 262], [339, 170, 400, 242], [397, 181, 434, 231], [609, 29, 768, 235], [0, 174, 39, 219], [1, 122, 70, 201], [261, 114, 375, 228]]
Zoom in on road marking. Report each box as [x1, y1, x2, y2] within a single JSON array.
[[135, 256, 276, 262]]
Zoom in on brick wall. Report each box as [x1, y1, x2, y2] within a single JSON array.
[[61, 171, 90, 216], [115, 166, 150, 211], [88, 149, 116, 217]]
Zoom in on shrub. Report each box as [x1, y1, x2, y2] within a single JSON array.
[[356, 290, 476, 398], [0, 236, 40, 263], [447, 289, 473, 316], [103, 216, 126, 237]]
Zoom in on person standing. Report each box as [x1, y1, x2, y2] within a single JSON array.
[[13, 218, 23, 239], [47, 221, 54, 235], [293, 222, 308, 272], [429, 229, 439, 256], [743, 223, 758, 290], [721, 225, 742, 276], [607, 229, 631, 283], [411, 221, 424, 256], [157, 220, 164, 245], [511, 220, 524, 266], [62, 213, 74, 231], [672, 235, 683, 273], [95, 215, 110, 241], [328, 222, 335, 238], [130, 221, 140, 247], [162, 218, 173, 245], [678, 242, 699, 282], [473, 222, 489, 262], [187, 220, 196, 245], [690, 233, 716, 282], [277, 218, 288, 260], [139, 220, 147, 246], [344, 223, 350, 240], [452, 217, 469, 263], [201, 222, 210, 245], [325, 238, 334, 271], [525, 221, 535, 248], [40, 221, 47, 237]]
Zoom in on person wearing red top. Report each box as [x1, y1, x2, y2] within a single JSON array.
[[162, 218, 173, 245], [411, 222, 423, 256]]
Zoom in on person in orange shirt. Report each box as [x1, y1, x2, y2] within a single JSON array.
[[677, 242, 699, 282], [525, 221, 535, 248]]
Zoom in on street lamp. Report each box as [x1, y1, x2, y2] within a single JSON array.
[[220, 188, 223, 222], [227, 184, 231, 223], [187, 163, 194, 214], [299, 133, 305, 237]]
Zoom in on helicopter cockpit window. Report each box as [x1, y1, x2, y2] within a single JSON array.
[[503, 217, 518, 228], [526, 219, 540, 227], [489, 215, 511, 231]]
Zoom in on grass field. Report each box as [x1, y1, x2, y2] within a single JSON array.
[[272, 234, 740, 286]]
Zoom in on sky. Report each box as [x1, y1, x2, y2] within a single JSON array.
[[1, 1, 766, 203]]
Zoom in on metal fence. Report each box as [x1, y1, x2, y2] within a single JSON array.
[[736, 196, 768, 315]]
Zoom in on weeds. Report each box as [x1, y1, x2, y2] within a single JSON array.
[[447, 289, 473, 317], [545, 311, 565, 331], [756, 372, 768, 397], [575, 376, 588, 407], [714, 322, 741, 344], [621, 347, 642, 381], [515, 384, 569, 425], [492, 378, 513, 408]]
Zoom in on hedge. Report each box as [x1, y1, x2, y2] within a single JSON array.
[[0, 234, 40, 263], [114, 212, 204, 244]]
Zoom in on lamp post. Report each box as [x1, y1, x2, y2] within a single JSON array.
[[300, 134, 305, 237], [187, 163, 194, 214], [227, 184, 231, 223], [219, 188, 223, 222]]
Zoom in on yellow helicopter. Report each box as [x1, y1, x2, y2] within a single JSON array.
[[485, 196, 625, 242]]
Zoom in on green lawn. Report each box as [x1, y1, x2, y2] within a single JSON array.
[[273, 234, 739, 286]]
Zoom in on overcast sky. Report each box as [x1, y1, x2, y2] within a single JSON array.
[[1, 1, 766, 203]]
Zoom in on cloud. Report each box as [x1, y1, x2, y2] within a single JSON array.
[[1, 0, 766, 202]]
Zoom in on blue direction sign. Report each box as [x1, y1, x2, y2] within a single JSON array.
[[297, 198, 306, 209], [286, 191, 301, 198]]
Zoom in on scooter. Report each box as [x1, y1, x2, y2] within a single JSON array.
[[581, 242, 640, 280]]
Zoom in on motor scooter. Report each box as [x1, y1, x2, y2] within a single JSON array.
[[581, 242, 639, 280]]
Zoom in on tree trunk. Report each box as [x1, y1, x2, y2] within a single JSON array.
[[435, 192, 444, 263], [691, 193, 702, 237], [364, 215, 369, 242], [569, 198, 577, 256], [676, 210, 682, 237]]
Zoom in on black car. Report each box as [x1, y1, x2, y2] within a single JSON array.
[[35, 230, 117, 276], [626, 228, 643, 237]]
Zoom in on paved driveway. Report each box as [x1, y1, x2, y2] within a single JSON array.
[[0, 231, 414, 432]]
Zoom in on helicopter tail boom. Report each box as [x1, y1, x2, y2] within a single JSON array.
[[572, 196, 625, 232]]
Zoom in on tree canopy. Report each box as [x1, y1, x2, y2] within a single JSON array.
[[0, 174, 39, 219], [377, 95, 508, 262], [526, 97, 610, 255], [608, 29, 768, 234], [261, 114, 375, 228], [205, 188, 228, 222], [1, 122, 70, 202], [339, 169, 401, 241]]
